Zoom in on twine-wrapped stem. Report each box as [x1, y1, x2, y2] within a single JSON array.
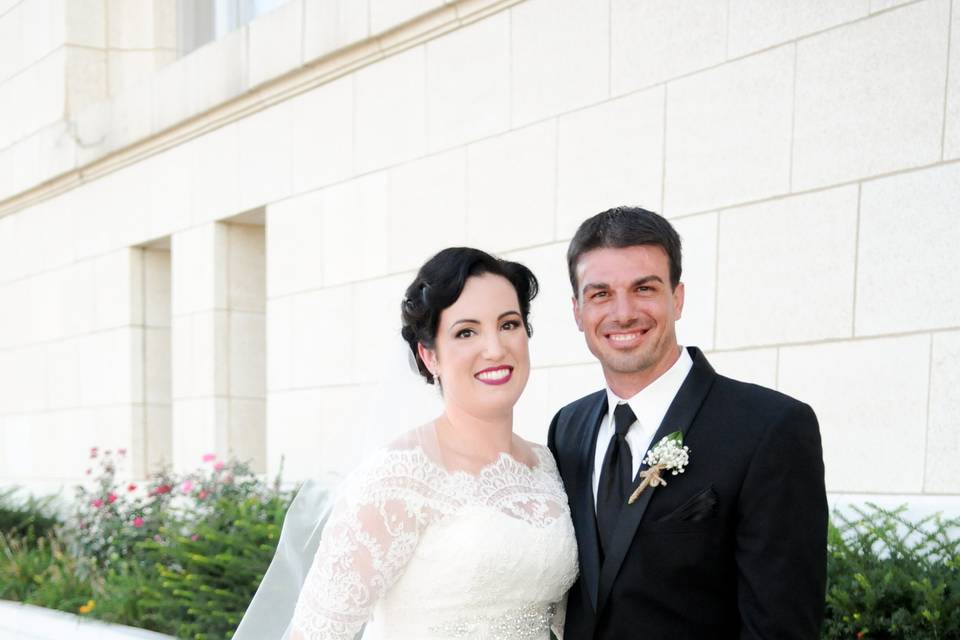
[[627, 463, 668, 505]]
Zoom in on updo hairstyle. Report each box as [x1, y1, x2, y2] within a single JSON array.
[[401, 247, 539, 384]]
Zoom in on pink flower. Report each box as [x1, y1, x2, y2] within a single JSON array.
[[107, 493, 117, 504], [127, 483, 137, 492], [181, 480, 194, 494], [202, 453, 216, 463], [89, 447, 99, 459], [117, 448, 127, 456], [92, 498, 103, 508], [213, 461, 225, 472], [198, 490, 208, 499], [132, 516, 144, 528], [190, 534, 199, 542], [85, 468, 92, 476]]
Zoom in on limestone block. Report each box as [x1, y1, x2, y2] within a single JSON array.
[[856, 163, 960, 335], [792, 0, 949, 190], [20, 0, 65, 66], [92, 249, 142, 330], [672, 213, 716, 351], [65, 46, 108, 115], [556, 88, 665, 241], [65, 0, 106, 48], [170, 310, 229, 399], [248, 0, 303, 87], [226, 223, 266, 312], [0, 6, 23, 82], [229, 311, 266, 398], [172, 397, 225, 471], [1, 348, 44, 413], [944, 3, 960, 159], [289, 285, 356, 388], [44, 338, 80, 411], [704, 348, 778, 389], [352, 272, 412, 386], [466, 121, 556, 253], [266, 386, 368, 482], [191, 123, 241, 223], [321, 172, 389, 285], [511, 0, 608, 127], [183, 27, 247, 116], [611, 0, 726, 95], [18, 50, 68, 139], [369, 0, 444, 33], [716, 186, 858, 348], [664, 45, 794, 215], [290, 76, 353, 194], [728, 0, 868, 58], [925, 331, 960, 492], [0, 214, 22, 284], [303, 0, 369, 61], [144, 326, 171, 404], [354, 46, 427, 173], [107, 0, 162, 49], [266, 297, 294, 391], [387, 148, 467, 273], [142, 248, 172, 328], [146, 146, 193, 239], [227, 397, 266, 471], [237, 102, 294, 211], [425, 11, 510, 152], [145, 403, 173, 472], [513, 367, 550, 444], [1, 415, 32, 477], [171, 223, 228, 315], [266, 192, 325, 298], [504, 242, 595, 368], [869, 0, 913, 11], [546, 362, 604, 411], [77, 327, 143, 407], [778, 335, 929, 493], [108, 50, 163, 96], [57, 260, 96, 337]]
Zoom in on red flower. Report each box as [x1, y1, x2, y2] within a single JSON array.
[[127, 483, 137, 492], [198, 490, 208, 499], [150, 484, 172, 496], [92, 498, 103, 508], [107, 493, 117, 504], [132, 516, 144, 528]]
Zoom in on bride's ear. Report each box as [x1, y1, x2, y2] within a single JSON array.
[[417, 342, 439, 378]]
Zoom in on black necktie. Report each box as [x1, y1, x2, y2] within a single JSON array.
[[597, 403, 637, 556]]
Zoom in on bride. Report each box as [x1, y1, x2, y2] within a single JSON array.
[[280, 247, 577, 639]]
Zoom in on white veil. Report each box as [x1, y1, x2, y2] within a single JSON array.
[[232, 478, 335, 640]]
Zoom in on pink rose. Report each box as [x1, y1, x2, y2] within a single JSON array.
[[133, 516, 144, 528], [213, 461, 225, 472], [89, 447, 99, 459], [127, 483, 137, 492], [202, 453, 216, 462], [198, 490, 208, 499], [92, 498, 103, 508], [190, 534, 199, 542], [107, 493, 117, 504], [117, 448, 127, 456], [181, 480, 194, 494]]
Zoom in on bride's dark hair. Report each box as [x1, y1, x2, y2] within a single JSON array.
[[401, 247, 539, 385]]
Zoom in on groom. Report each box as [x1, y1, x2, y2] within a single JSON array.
[[548, 207, 827, 639]]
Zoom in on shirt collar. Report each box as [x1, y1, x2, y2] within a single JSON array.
[[605, 346, 694, 431]]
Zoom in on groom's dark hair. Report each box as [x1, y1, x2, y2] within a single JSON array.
[[567, 206, 682, 296]]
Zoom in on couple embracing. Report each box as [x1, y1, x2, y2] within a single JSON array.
[[273, 207, 828, 639]]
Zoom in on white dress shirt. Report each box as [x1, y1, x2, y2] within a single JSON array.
[[592, 346, 694, 509]]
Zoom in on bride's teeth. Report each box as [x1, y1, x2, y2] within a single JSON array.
[[477, 369, 510, 381]]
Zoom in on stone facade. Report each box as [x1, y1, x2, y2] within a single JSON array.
[[0, 0, 958, 510]]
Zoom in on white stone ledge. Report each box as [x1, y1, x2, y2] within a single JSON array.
[[0, 0, 521, 214], [0, 601, 174, 640]]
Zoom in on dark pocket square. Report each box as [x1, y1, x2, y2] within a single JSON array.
[[657, 485, 719, 523]]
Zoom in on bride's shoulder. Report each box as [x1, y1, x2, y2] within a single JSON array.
[[335, 425, 440, 498], [513, 436, 559, 472]]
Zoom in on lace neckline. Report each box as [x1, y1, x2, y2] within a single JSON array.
[[384, 443, 549, 481]]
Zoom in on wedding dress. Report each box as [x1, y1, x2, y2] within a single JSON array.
[[288, 424, 579, 640]]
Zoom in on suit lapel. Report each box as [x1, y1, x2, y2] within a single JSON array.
[[572, 391, 606, 612], [596, 347, 717, 614]]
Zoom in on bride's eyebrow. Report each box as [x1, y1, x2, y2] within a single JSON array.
[[450, 311, 521, 327]]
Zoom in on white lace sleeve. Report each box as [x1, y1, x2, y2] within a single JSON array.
[[289, 454, 428, 639], [550, 591, 567, 639]]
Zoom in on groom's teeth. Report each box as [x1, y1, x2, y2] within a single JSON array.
[[610, 333, 640, 342]]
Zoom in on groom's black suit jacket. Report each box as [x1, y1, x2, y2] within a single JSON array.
[[548, 347, 827, 639]]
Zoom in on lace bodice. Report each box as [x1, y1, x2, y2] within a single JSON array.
[[289, 436, 578, 640]]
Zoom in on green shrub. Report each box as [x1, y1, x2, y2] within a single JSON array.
[[0, 532, 93, 613], [0, 488, 61, 543], [824, 504, 960, 640], [135, 459, 294, 639]]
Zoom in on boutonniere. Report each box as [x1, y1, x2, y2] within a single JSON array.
[[628, 431, 690, 504]]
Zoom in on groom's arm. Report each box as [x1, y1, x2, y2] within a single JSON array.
[[735, 401, 827, 640]]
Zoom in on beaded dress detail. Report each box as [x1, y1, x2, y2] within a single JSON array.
[[289, 427, 578, 640]]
